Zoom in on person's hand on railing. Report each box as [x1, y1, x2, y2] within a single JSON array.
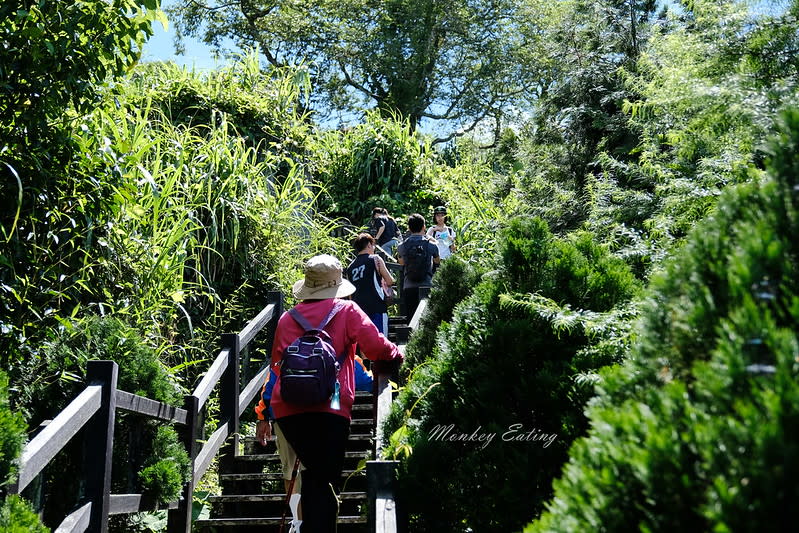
[[372, 357, 402, 376], [256, 419, 272, 446]]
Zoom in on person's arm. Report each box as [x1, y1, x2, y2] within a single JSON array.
[[449, 227, 457, 252], [432, 242, 441, 265], [346, 303, 402, 362], [255, 310, 292, 442], [354, 356, 374, 391], [255, 369, 278, 445], [374, 256, 393, 286]]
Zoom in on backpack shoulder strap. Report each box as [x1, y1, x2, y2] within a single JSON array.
[[318, 302, 347, 364], [287, 307, 314, 332], [315, 301, 344, 330], [288, 301, 344, 333]]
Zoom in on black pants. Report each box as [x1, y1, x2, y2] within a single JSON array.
[[404, 286, 431, 321], [276, 413, 350, 532]]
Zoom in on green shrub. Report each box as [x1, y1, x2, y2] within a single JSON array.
[[0, 495, 49, 533], [130, 53, 311, 152], [9, 316, 187, 527], [527, 108, 799, 531], [0, 371, 24, 489], [312, 110, 436, 224], [0, 0, 164, 139], [138, 426, 191, 503], [401, 256, 484, 373], [500, 218, 639, 311], [13, 316, 179, 425], [387, 216, 640, 531], [0, 370, 47, 531]]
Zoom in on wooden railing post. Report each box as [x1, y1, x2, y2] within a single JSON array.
[[367, 460, 400, 532], [266, 291, 283, 346], [167, 394, 199, 533], [219, 333, 241, 474], [84, 360, 118, 533]]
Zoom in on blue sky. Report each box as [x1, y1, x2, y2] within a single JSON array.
[[140, 2, 222, 70]]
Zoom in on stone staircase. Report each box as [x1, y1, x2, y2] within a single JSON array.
[[194, 391, 376, 532], [194, 315, 409, 532]]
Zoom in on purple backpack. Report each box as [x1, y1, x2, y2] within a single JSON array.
[[279, 303, 345, 406]]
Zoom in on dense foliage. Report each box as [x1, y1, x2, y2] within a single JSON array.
[[126, 56, 312, 150], [312, 111, 438, 224], [385, 217, 640, 530], [0, 370, 47, 531], [1, 9, 340, 526], [0, 0, 165, 139], [139, 426, 191, 503], [0, 495, 48, 533], [3, 0, 799, 529], [399, 256, 485, 373], [527, 107, 799, 532]]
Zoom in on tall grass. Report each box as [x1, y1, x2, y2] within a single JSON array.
[[82, 59, 340, 377], [5, 53, 342, 414], [427, 158, 505, 266], [311, 110, 437, 225]]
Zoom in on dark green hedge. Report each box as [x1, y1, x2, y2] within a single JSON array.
[[387, 215, 640, 531], [0, 370, 48, 531], [527, 109, 799, 532]]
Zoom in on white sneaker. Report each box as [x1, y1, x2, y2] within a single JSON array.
[[288, 519, 302, 533]]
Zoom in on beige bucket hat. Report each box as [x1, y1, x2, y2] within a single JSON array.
[[292, 254, 356, 300]]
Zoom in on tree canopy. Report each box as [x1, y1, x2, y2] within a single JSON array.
[[0, 0, 166, 140], [168, 0, 545, 142]]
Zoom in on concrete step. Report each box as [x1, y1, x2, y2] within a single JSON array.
[[195, 514, 367, 527], [208, 491, 366, 504], [241, 433, 372, 446], [220, 469, 365, 482], [237, 450, 371, 463]]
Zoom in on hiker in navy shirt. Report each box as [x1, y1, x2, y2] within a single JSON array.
[[345, 233, 394, 335], [397, 213, 439, 321]]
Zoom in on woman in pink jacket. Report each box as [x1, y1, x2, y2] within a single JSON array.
[[256, 254, 402, 532]]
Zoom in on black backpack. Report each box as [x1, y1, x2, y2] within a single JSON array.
[[368, 216, 384, 237], [404, 242, 429, 282]]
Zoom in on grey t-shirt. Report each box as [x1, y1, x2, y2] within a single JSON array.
[[397, 235, 439, 288]]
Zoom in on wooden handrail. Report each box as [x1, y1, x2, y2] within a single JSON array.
[[369, 292, 430, 533], [17, 385, 102, 492], [12, 292, 285, 533], [193, 423, 229, 481], [373, 372, 395, 457], [116, 390, 188, 425], [239, 365, 270, 415], [408, 296, 428, 330], [108, 494, 179, 515], [193, 348, 230, 409], [239, 302, 277, 348], [54, 502, 91, 533], [171, 292, 281, 531]]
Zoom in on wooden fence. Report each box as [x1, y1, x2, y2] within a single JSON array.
[[367, 286, 428, 533], [9, 285, 427, 532], [10, 291, 283, 533]]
